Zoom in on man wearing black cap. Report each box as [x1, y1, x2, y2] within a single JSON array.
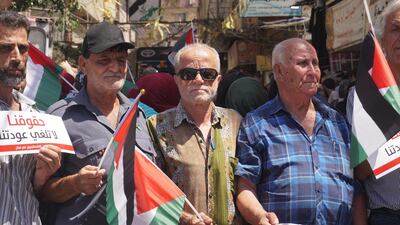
[[40, 21, 156, 225]]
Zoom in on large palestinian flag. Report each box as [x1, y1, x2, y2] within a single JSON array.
[[350, 32, 400, 169], [25, 44, 74, 110], [106, 93, 185, 225]]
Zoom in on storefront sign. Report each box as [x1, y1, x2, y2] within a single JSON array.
[[240, 0, 302, 17], [326, 0, 365, 50]]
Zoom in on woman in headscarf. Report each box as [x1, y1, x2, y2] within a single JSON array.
[[224, 77, 269, 117], [128, 72, 180, 113]]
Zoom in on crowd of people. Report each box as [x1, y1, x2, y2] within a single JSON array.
[[2, 1, 400, 224]]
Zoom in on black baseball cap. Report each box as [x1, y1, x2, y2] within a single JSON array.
[[82, 21, 134, 56]]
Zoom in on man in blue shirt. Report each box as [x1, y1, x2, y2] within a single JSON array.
[[235, 38, 354, 225]]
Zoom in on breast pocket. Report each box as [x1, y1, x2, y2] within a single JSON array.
[[332, 139, 352, 180]]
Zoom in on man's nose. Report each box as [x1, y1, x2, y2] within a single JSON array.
[[108, 60, 125, 72], [9, 45, 23, 63], [193, 72, 204, 83]]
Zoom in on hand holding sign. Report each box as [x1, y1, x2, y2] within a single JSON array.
[[0, 111, 73, 155], [33, 145, 61, 192]]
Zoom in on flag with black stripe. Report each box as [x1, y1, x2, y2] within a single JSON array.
[[350, 32, 400, 172]]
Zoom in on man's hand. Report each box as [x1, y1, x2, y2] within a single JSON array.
[[189, 212, 213, 225], [256, 211, 279, 225], [73, 165, 105, 195], [34, 145, 61, 192]]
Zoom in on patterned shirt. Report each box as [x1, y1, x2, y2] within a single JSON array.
[[147, 103, 242, 224], [0, 90, 41, 225], [235, 95, 354, 225]]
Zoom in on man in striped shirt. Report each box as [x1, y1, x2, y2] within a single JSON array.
[[0, 11, 61, 224], [235, 38, 355, 225]]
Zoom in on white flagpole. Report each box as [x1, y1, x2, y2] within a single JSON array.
[[127, 65, 135, 82], [97, 89, 145, 169], [185, 197, 204, 222], [190, 20, 196, 43], [363, 0, 376, 36], [59, 72, 78, 92]]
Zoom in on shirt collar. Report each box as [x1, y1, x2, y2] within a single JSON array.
[[69, 87, 131, 112], [173, 101, 221, 128], [267, 95, 330, 119]]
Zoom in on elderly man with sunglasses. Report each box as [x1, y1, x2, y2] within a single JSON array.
[[148, 43, 242, 225]]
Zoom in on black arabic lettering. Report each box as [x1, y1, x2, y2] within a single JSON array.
[[385, 145, 397, 156]]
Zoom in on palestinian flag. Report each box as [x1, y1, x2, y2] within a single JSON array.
[[25, 44, 74, 111], [350, 32, 400, 169], [167, 28, 195, 65], [106, 93, 185, 225]]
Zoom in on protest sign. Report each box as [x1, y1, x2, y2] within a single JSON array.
[[0, 111, 73, 155]]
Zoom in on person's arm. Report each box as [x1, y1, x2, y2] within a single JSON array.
[[33, 145, 61, 193], [39, 165, 105, 203], [352, 190, 368, 225], [354, 160, 373, 181], [236, 177, 279, 225]]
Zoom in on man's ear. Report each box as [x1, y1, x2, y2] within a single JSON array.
[[78, 55, 87, 74], [216, 74, 222, 83], [273, 64, 284, 81]]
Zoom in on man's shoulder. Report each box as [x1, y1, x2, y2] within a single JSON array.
[[148, 107, 176, 125], [46, 98, 73, 116], [215, 106, 242, 123], [244, 99, 278, 122]]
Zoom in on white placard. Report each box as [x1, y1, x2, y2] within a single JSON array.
[[0, 111, 73, 155], [368, 132, 400, 178]]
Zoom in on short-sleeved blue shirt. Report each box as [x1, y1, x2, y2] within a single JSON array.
[[235, 95, 354, 225]]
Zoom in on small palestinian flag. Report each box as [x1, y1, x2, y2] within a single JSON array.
[[106, 93, 185, 225]]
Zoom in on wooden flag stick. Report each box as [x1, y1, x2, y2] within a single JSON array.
[[185, 197, 204, 222], [363, 0, 376, 36]]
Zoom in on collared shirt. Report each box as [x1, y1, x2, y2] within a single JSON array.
[[0, 90, 41, 225], [46, 88, 155, 225], [147, 103, 242, 224], [235, 95, 354, 225]]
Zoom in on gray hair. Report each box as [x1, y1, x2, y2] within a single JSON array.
[[375, 1, 400, 41], [272, 38, 309, 66], [173, 43, 220, 73]]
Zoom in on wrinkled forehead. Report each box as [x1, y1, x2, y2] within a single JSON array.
[[177, 47, 218, 70], [386, 10, 400, 28], [285, 42, 318, 61]]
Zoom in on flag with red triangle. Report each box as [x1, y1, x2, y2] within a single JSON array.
[[350, 31, 400, 177], [106, 94, 185, 225]]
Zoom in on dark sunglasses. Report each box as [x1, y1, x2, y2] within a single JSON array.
[[0, 43, 29, 54], [177, 68, 219, 81]]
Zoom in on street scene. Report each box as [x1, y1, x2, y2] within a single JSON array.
[[0, 0, 399, 224]]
